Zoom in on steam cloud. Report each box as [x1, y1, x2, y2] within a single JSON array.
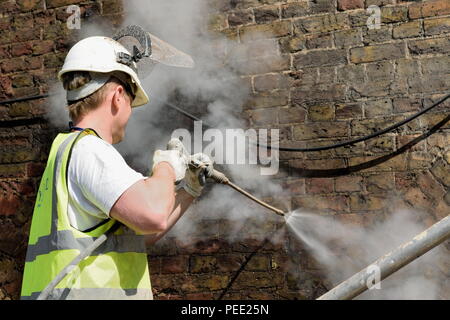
[[286, 210, 450, 299]]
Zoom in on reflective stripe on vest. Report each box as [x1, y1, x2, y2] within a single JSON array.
[[21, 129, 152, 300]]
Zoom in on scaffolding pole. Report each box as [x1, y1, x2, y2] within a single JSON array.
[[318, 214, 450, 300]]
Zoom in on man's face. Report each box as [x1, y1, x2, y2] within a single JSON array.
[[112, 85, 134, 144]]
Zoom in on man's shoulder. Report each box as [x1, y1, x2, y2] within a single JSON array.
[[70, 134, 122, 165], [73, 134, 119, 155]]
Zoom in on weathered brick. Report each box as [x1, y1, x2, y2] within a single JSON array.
[[366, 173, 395, 193], [11, 74, 33, 88], [1, 56, 41, 73], [227, 10, 254, 27], [381, 6, 408, 23], [350, 43, 406, 64], [281, 2, 309, 19], [392, 97, 422, 114], [417, 171, 446, 203], [291, 158, 347, 171], [308, 104, 335, 122], [245, 90, 289, 109], [293, 195, 349, 212], [16, 0, 44, 11], [337, 64, 365, 83], [253, 73, 286, 92], [363, 25, 392, 44], [294, 49, 347, 69], [309, 33, 334, 50], [351, 117, 392, 136], [279, 35, 306, 52], [393, 21, 422, 39], [335, 29, 362, 48], [254, 6, 280, 24], [292, 84, 347, 102], [366, 0, 395, 6], [294, 14, 349, 34], [240, 21, 291, 42], [366, 61, 393, 81], [279, 106, 306, 125], [293, 122, 348, 140], [245, 254, 271, 271], [310, 0, 336, 14], [421, 56, 450, 75], [424, 17, 450, 36], [336, 103, 363, 120], [249, 107, 279, 126], [364, 99, 393, 117], [335, 175, 363, 192], [408, 37, 450, 55], [189, 256, 217, 274], [236, 54, 290, 75]]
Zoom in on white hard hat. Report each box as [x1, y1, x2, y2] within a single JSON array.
[[58, 36, 149, 107]]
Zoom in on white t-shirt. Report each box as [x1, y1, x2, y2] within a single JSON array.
[[67, 135, 145, 231]]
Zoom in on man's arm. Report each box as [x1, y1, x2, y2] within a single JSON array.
[[144, 189, 194, 245], [110, 162, 177, 234]]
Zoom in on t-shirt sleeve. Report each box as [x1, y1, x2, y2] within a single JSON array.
[[69, 135, 145, 217]]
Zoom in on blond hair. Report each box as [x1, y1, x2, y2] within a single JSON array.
[[62, 71, 131, 122]]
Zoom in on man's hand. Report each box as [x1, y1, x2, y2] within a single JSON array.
[[184, 153, 214, 198], [152, 140, 188, 182]]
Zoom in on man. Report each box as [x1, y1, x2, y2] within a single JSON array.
[[20, 36, 211, 300]]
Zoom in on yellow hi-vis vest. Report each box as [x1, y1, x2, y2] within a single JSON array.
[[21, 129, 152, 300]]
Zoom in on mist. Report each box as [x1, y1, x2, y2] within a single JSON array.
[[286, 210, 449, 299]]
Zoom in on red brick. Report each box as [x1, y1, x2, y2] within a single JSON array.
[[161, 256, 188, 274], [305, 178, 334, 194], [409, 0, 450, 19], [350, 194, 387, 211], [26, 162, 45, 177], [46, 0, 84, 9], [404, 187, 433, 210], [185, 292, 214, 300], [282, 179, 306, 195], [0, 195, 21, 216], [337, 0, 364, 11]]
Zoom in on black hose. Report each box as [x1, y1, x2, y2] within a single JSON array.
[[156, 94, 450, 152], [1, 92, 449, 152]]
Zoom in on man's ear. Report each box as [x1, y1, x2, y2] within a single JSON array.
[[111, 85, 125, 115]]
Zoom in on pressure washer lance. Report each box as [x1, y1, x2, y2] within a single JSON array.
[[190, 160, 286, 217]]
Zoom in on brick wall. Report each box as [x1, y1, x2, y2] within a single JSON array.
[[1, 0, 449, 300]]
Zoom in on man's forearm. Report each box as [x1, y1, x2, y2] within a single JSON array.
[[145, 189, 195, 245]]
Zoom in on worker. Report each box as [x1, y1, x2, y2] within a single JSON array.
[[20, 36, 212, 300]]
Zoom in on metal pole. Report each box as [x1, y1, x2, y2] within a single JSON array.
[[318, 214, 450, 300]]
